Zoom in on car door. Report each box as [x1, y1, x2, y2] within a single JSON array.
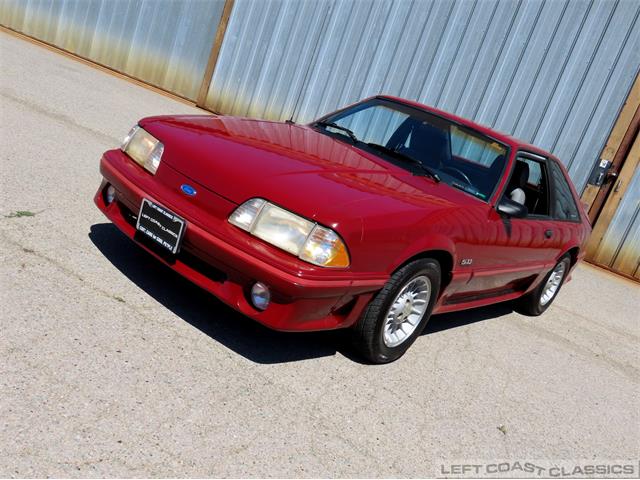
[[472, 151, 565, 292]]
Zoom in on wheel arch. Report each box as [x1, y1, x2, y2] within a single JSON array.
[[562, 245, 580, 267], [394, 249, 455, 296]]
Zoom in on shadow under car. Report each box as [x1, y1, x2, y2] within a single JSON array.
[[89, 223, 514, 364]]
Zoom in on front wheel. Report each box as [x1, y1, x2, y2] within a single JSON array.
[[515, 255, 571, 316], [352, 258, 441, 364]]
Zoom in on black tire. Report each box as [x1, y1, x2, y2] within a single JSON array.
[[352, 258, 441, 364], [515, 255, 571, 316]]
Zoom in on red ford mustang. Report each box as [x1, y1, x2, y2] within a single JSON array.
[[94, 96, 591, 363]]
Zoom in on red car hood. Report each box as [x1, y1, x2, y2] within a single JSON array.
[[141, 115, 457, 223]]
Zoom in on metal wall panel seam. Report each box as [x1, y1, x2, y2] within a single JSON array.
[[451, 0, 500, 114], [511, 0, 569, 135], [529, 0, 592, 145], [304, 2, 364, 116], [433, 0, 478, 107], [355, 0, 397, 106], [490, 0, 545, 129], [378, 2, 415, 97], [336, 2, 378, 109], [230, 1, 276, 115], [469, 0, 520, 121], [444, 0, 501, 114], [261, 3, 305, 119], [471, 0, 534, 127], [420, 1, 469, 109], [289, 0, 334, 122], [339, 0, 380, 106], [243, 0, 287, 117], [415, 0, 456, 103], [396, 0, 435, 98], [548, 0, 617, 153]]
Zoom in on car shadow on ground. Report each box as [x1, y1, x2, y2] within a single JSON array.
[[89, 223, 514, 364]]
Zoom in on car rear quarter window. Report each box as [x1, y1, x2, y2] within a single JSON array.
[[548, 160, 580, 222]]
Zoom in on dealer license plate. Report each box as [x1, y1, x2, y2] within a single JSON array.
[[136, 199, 185, 254]]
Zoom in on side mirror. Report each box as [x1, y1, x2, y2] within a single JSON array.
[[497, 197, 528, 218]]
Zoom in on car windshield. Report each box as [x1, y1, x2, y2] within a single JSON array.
[[315, 98, 509, 202]]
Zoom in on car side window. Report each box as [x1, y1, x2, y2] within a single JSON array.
[[548, 160, 580, 221], [507, 155, 551, 217]]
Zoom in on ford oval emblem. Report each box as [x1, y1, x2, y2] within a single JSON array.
[[180, 184, 197, 196]]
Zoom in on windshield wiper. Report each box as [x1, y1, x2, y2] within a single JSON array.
[[315, 121, 360, 143], [450, 181, 486, 200], [365, 143, 441, 182], [315, 124, 440, 182]]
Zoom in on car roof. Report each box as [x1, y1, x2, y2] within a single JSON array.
[[376, 95, 555, 159]]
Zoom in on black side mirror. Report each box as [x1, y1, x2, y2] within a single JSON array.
[[497, 198, 528, 218]]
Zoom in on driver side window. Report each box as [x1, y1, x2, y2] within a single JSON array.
[[509, 155, 551, 217]]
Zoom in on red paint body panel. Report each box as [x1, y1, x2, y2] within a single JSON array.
[[94, 97, 591, 331]]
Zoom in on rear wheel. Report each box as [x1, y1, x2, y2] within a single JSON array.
[[352, 258, 441, 364], [515, 255, 571, 316]]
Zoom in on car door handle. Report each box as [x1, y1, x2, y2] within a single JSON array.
[[544, 229, 553, 239]]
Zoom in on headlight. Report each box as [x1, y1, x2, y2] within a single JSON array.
[[252, 203, 315, 255], [229, 199, 350, 268], [120, 125, 164, 174]]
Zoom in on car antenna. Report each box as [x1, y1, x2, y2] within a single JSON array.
[[285, 107, 296, 124]]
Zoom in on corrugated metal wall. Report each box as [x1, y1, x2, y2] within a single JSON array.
[[0, 0, 225, 100], [204, 0, 640, 195]]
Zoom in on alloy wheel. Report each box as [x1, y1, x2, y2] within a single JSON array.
[[540, 262, 566, 306], [383, 275, 431, 347]]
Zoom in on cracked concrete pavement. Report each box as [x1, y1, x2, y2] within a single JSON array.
[[1, 31, 639, 477]]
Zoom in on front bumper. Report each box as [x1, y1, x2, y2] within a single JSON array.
[[94, 150, 387, 331]]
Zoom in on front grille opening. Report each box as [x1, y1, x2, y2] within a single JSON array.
[[179, 249, 227, 283]]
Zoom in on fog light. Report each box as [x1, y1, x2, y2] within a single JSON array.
[[105, 185, 116, 204], [250, 282, 270, 311]]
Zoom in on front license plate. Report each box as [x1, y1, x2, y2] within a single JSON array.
[[136, 199, 186, 254]]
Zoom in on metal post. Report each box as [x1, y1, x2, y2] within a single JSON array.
[[196, 0, 235, 109]]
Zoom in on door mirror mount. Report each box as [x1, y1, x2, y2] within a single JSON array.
[[497, 198, 528, 218]]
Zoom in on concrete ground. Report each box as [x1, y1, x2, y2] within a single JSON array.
[[1, 30, 639, 478]]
